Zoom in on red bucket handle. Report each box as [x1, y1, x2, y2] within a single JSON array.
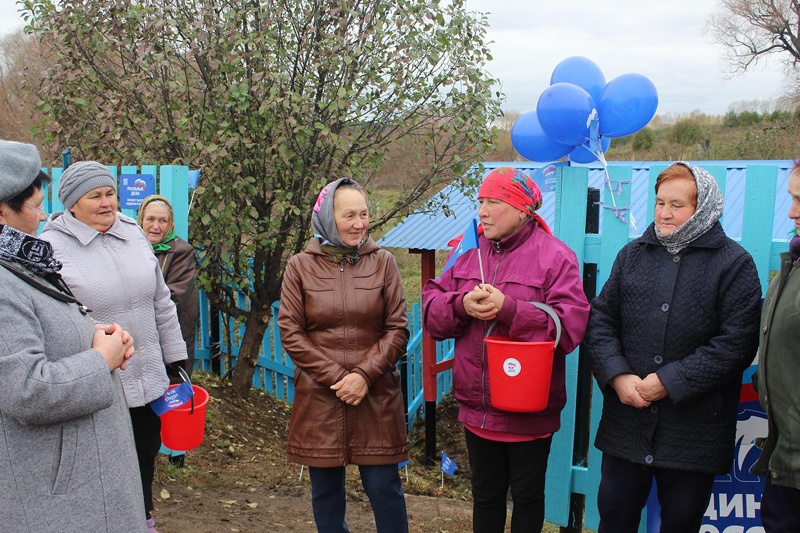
[[485, 301, 561, 347]]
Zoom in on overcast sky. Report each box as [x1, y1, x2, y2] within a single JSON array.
[[465, 0, 786, 115], [0, 0, 787, 116]]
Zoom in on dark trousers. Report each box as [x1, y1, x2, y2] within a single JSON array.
[[309, 464, 408, 533], [597, 453, 715, 533], [761, 477, 800, 532], [464, 429, 553, 533], [130, 406, 162, 518]]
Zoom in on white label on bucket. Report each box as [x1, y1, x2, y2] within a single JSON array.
[[503, 358, 522, 377]]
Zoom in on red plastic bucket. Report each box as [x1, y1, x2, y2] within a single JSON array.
[[485, 337, 555, 412], [160, 384, 209, 451], [484, 301, 561, 413]]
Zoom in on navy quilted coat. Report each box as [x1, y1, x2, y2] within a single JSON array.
[[586, 222, 761, 474]]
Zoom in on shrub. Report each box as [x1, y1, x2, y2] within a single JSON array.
[[632, 128, 655, 151], [669, 120, 704, 146]]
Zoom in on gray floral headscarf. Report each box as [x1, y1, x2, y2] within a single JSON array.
[[311, 177, 358, 248], [655, 161, 723, 254]]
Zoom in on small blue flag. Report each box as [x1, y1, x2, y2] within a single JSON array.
[[441, 452, 457, 477], [188, 170, 201, 189], [149, 380, 194, 416], [442, 218, 479, 273], [398, 460, 410, 469]]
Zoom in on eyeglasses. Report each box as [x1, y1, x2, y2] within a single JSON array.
[[22, 202, 47, 215]]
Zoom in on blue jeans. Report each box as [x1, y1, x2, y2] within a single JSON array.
[[309, 464, 408, 533]]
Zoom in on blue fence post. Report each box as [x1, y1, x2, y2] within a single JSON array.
[[159, 165, 190, 240], [583, 165, 633, 531], [547, 165, 590, 527], [50, 167, 65, 214], [741, 165, 778, 294], [120, 164, 139, 219]]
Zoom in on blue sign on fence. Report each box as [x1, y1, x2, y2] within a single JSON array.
[[120, 173, 155, 209], [529, 162, 567, 192]]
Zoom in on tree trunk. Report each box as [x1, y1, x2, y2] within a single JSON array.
[[231, 311, 270, 399]]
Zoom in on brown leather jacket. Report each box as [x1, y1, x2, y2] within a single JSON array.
[[278, 237, 410, 467]]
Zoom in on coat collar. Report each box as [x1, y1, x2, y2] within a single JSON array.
[[304, 234, 379, 257], [47, 211, 136, 246]]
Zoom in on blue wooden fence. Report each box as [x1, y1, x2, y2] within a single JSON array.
[[40, 161, 791, 531]]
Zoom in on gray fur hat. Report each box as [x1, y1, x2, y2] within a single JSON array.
[[57, 161, 117, 209], [0, 140, 42, 203]]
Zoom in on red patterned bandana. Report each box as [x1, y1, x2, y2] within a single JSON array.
[[478, 167, 543, 216]]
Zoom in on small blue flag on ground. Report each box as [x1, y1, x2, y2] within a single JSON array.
[[149, 380, 194, 416], [441, 452, 457, 477], [442, 218, 479, 273], [398, 460, 410, 469]]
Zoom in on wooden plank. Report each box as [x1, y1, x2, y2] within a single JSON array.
[[120, 164, 139, 219], [546, 165, 590, 526], [159, 165, 190, 240], [741, 165, 778, 295], [597, 166, 633, 288], [46, 167, 64, 214], [646, 164, 668, 224]]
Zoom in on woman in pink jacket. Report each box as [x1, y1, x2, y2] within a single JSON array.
[[422, 167, 590, 533]]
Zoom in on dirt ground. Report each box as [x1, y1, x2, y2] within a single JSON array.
[[152, 374, 474, 532], [152, 374, 563, 533]]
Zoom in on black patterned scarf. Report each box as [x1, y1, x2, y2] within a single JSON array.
[[0, 224, 62, 275]]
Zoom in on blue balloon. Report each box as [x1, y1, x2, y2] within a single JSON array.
[[568, 136, 611, 164], [598, 73, 658, 138], [510, 110, 573, 163], [550, 56, 606, 104], [537, 83, 596, 146]]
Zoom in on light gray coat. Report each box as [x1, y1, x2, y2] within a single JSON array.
[[0, 262, 146, 532], [41, 211, 187, 407]]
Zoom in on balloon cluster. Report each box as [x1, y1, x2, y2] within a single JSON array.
[[511, 57, 658, 163]]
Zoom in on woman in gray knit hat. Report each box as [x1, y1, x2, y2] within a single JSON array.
[[0, 142, 145, 532], [40, 161, 187, 533]]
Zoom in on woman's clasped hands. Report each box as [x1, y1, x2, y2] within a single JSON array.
[[92, 323, 135, 371], [611, 372, 668, 409], [331, 373, 369, 406], [463, 283, 505, 321]]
